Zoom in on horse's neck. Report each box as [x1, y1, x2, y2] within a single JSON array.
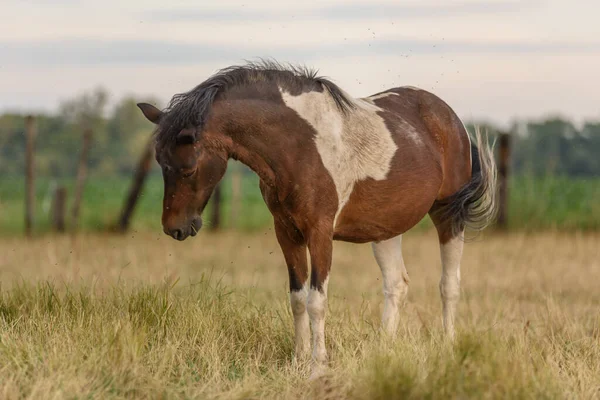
[[213, 107, 283, 187], [227, 136, 278, 187], [216, 90, 381, 189]]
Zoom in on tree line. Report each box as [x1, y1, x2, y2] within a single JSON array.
[[1, 87, 599, 178], [0, 88, 159, 178]]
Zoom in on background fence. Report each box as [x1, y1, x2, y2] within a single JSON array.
[[2, 101, 600, 237]]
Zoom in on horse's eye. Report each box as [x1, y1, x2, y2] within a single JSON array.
[[181, 169, 196, 178]]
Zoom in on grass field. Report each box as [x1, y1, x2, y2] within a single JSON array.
[[1, 230, 599, 399], [1, 172, 600, 235]]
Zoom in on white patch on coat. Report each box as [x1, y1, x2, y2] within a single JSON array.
[[439, 232, 464, 339], [365, 91, 423, 146], [366, 92, 400, 101], [398, 118, 424, 146], [371, 235, 410, 337], [400, 85, 422, 91], [290, 281, 310, 357], [307, 276, 329, 366], [279, 87, 398, 226]]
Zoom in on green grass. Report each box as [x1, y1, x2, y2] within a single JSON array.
[[508, 175, 600, 230], [0, 170, 272, 235], [1, 172, 599, 236]]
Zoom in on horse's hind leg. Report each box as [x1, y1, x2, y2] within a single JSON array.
[[371, 235, 410, 337], [431, 217, 464, 339]]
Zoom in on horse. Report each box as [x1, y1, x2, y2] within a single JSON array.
[[136, 60, 497, 373]]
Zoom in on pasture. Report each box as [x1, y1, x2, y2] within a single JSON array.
[[1, 229, 599, 399], [1, 173, 600, 235], [3, 1, 600, 399]]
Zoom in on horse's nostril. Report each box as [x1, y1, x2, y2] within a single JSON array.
[[164, 226, 191, 241]]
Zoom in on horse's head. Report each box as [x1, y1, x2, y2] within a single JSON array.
[[137, 103, 228, 241]]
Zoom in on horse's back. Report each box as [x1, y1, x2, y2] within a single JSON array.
[[366, 86, 472, 198], [332, 87, 472, 242]]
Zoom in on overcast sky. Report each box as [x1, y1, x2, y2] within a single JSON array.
[[1, 0, 599, 127]]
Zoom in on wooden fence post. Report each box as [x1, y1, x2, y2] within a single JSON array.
[[209, 183, 222, 231], [497, 132, 511, 229], [51, 186, 67, 232], [24, 115, 36, 237], [117, 137, 155, 232], [71, 128, 93, 229]]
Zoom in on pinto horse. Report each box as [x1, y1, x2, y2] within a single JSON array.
[[137, 61, 497, 372]]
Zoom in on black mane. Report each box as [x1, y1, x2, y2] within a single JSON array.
[[156, 60, 355, 146]]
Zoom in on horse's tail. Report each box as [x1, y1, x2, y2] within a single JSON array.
[[431, 126, 498, 238]]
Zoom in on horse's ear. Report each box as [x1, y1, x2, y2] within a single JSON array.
[[176, 128, 197, 145], [137, 103, 162, 124]]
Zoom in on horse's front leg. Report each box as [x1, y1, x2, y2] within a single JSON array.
[[306, 223, 333, 374], [274, 221, 310, 361]]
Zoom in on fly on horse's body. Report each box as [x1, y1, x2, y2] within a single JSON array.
[[137, 61, 497, 375]]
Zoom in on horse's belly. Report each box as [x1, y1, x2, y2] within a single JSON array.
[[332, 175, 441, 243], [333, 208, 430, 243]]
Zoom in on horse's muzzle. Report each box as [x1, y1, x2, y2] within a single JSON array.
[[164, 217, 202, 241]]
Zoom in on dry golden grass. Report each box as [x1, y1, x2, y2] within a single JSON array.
[[1, 229, 599, 399]]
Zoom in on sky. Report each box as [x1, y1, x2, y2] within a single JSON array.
[[1, 0, 599, 128]]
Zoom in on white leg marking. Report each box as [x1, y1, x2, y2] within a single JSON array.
[[372, 235, 410, 337], [439, 232, 464, 338], [290, 281, 310, 359], [307, 276, 329, 367]]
